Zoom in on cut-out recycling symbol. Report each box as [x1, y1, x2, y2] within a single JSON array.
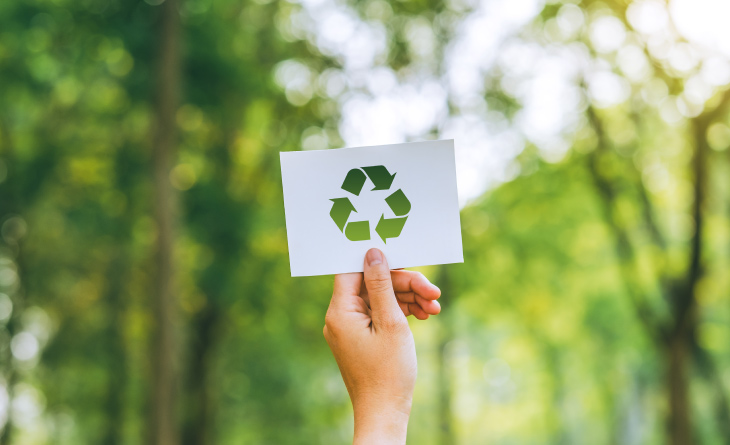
[[329, 165, 411, 243]]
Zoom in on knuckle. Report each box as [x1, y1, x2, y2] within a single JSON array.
[[367, 274, 392, 294], [324, 312, 335, 327], [323, 325, 331, 341], [380, 316, 407, 333], [324, 312, 341, 335]]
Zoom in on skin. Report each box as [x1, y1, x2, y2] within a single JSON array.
[[323, 248, 442, 444]]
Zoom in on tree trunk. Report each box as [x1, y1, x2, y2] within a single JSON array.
[[437, 323, 455, 445], [436, 266, 456, 445], [661, 113, 711, 445], [102, 251, 129, 445], [691, 337, 730, 443], [0, 114, 21, 445], [149, 0, 181, 443], [666, 332, 692, 445], [183, 307, 220, 445]]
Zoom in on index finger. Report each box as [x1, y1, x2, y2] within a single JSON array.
[[391, 270, 441, 300], [329, 273, 364, 312], [334, 273, 362, 296]]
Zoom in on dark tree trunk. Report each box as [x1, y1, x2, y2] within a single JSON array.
[[183, 307, 220, 445], [666, 331, 691, 445], [149, 0, 182, 443], [101, 252, 129, 445], [660, 114, 710, 445], [0, 114, 22, 445], [584, 102, 730, 443]]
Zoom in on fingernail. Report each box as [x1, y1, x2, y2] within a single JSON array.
[[366, 248, 383, 266]]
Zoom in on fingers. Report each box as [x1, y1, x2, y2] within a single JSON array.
[[334, 273, 363, 296], [326, 274, 370, 340], [395, 291, 416, 303], [398, 301, 428, 319], [362, 270, 440, 306], [395, 292, 441, 315], [329, 273, 363, 313], [363, 248, 406, 328], [398, 301, 411, 317], [391, 270, 441, 300], [415, 294, 441, 315], [391, 270, 441, 318], [337, 259, 443, 322], [408, 303, 429, 320]]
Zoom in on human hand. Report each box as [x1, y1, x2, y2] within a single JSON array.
[[324, 248, 440, 444], [361, 266, 441, 320]]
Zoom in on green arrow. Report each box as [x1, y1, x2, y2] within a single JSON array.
[[375, 214, 407, 243], [341, 168, 367, 196], [329, 198, 356, 232], [362, 166, 396, 191], [345, 220, 370, 241], [385, 189, 410, 216]]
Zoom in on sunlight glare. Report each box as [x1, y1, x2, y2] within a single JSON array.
[[671, 0, 730, 56]]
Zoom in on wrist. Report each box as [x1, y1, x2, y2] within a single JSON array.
[[353, 395, 411, 444]]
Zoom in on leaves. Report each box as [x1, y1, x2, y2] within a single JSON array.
[[1, 0, 729, 443]]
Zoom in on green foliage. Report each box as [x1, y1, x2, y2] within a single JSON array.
[[0, 0, 729, 443]]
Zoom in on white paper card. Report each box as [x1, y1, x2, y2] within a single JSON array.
[[280, 139, 463, 277]]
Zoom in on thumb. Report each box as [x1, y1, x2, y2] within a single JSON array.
[[363, 248, 405, 328]]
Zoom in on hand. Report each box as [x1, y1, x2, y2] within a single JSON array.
[[361, 267, 441, 320], [324, 248, 441, 444]]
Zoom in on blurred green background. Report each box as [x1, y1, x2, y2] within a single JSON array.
[[1, 0, 730, 443]]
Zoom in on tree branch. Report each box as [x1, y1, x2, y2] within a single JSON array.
[[585, 105, 668, 345], [673, 89, 730, 335]]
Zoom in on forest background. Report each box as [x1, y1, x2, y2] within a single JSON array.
[[1, 0, 730, 443]]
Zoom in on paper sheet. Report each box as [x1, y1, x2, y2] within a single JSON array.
[[280, 139, 463, 277]]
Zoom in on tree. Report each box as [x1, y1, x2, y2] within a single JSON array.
[[149, 0, 182, 443]]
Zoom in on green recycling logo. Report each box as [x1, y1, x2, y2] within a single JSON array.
[[329, 166, 411, 243]]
